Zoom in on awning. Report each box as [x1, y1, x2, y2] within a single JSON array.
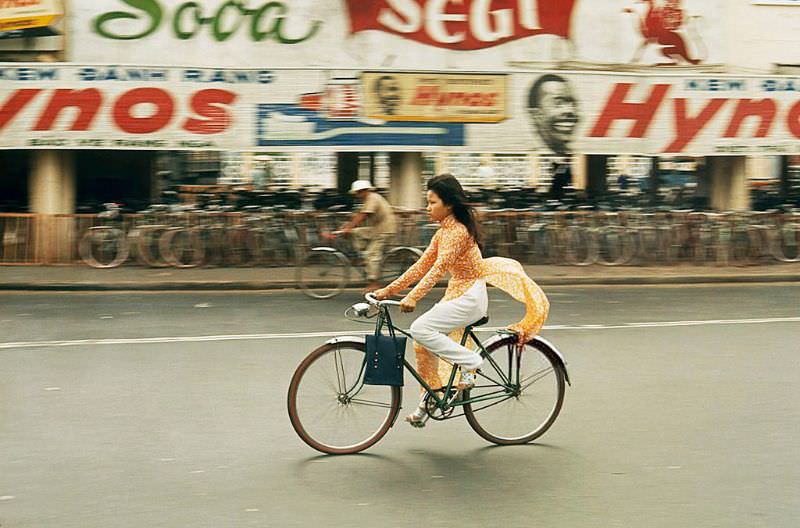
[[0, 0, 62, 32]]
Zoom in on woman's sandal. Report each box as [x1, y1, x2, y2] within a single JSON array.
[[405, 394, 432, 428], [457, 370, 477, 389], [404, 406, 429, 428]]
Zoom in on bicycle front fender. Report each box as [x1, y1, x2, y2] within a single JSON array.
[[324, 335, 366, 346]]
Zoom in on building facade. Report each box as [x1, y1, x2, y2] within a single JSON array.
[[2, 0, 800, 216]]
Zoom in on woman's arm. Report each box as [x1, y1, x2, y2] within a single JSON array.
[[381, 232, 439, 296], [405, 225, 468, 303]]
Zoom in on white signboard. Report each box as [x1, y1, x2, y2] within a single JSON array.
[[67, 0, 724, 69], [3, 64, 800, 155]]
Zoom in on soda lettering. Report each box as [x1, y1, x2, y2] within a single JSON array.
[[93, 0, 321, 44]]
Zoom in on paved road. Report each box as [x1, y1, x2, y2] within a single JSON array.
[[1, 285, 799, 528]]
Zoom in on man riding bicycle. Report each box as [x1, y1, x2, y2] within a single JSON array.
[[328, 180, 397, 292]]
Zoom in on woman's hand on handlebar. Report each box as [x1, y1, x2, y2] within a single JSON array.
[[399, 296, 416, 313], [372, 287, 390, 300]]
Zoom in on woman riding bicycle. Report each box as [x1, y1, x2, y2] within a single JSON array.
[[374, 174, 550, 426]]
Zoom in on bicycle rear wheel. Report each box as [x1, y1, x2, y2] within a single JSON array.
[[464, 336, 566, 445], [287, 341, 401, 455], [296, 249, 349, 299]]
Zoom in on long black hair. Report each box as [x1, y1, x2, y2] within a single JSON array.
[[427, 174, 483, 249]]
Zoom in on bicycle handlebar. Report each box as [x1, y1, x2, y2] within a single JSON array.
[[365, 292, 402, 306]]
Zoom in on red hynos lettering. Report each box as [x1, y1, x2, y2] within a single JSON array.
[[0, 87, 236, 135], [0, 89, 41, 130], [34, 89, 102, 131], [184, 89, 237, 135], [113, 88, 175, 134]]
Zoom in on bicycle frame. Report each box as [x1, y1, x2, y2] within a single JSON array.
[[369, 305, 522, 416]]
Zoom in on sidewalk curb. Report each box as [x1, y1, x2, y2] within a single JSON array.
[[2, 275, 799, 291]]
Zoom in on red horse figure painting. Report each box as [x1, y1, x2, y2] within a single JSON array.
[[624, 0, 704, 65]]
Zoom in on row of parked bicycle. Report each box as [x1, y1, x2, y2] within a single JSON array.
[[78, 200, 800, 270], [484, 208, 800, 267]]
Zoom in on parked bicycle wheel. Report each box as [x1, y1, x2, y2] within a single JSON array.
[[79, 227, 130, 268], [297, 248, 350, 299], [160, 227, 204, 268], [464, 336, 566, 445], [772, 222, 800, 262], [563, 225, 596, 266], [287, 340, 401, 455], [380, 247, 423, 283], [595, 226, 635, 266], [136, 225, 170, 268]]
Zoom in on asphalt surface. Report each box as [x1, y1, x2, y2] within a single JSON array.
[[1, 285, 799, 527]]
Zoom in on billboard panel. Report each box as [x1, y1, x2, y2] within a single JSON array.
[[67, 0, 724, 69], [2, 64, 800, 155]]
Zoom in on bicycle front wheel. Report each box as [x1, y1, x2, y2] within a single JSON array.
[[296, 249, 349, 299], [464, 336, 566, 445], [287, 341, 401, 455]]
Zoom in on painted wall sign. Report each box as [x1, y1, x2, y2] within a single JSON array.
[[67, 0, 724, 68], [4, 64, 800, 155]]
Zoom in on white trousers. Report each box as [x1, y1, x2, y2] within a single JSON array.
[[409, 280, 488, 371]]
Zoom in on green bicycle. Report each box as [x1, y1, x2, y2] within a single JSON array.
[[287, 293, 571, 455]]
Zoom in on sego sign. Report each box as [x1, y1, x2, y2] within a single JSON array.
[[92, 0, 322, 43]]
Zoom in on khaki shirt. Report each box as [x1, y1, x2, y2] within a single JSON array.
[[360, 192, 396, 235]]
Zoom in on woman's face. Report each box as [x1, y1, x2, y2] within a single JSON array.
[[426, 190, 452, 222]]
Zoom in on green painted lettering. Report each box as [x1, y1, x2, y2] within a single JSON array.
[[212, 1, 247, 41], [93, 0, 162, 40], [93, 0, 321, 44], [251, 2, 321, 44], [173, 2, 201, 40]]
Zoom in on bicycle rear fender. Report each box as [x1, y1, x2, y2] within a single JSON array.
[[310, 246, 340, 253], [482, 333, 571, 386]]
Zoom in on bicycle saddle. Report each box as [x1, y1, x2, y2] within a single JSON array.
[[468, 315, 490, 327]]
